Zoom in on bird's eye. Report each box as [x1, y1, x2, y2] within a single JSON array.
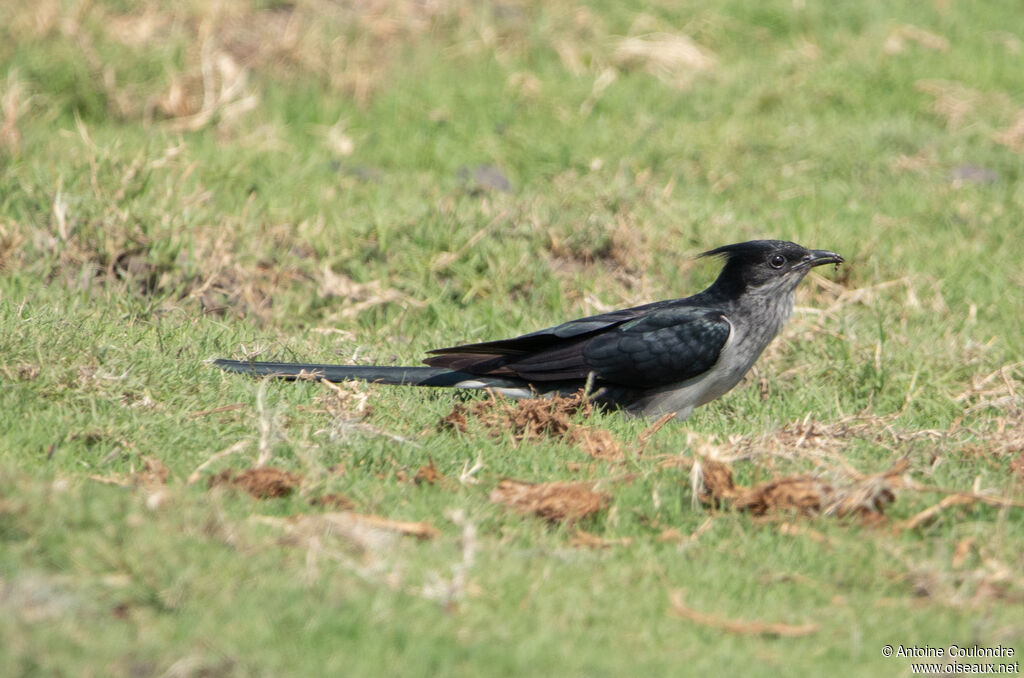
[[769, 255, 786, 269]]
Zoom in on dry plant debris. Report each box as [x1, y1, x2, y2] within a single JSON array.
[[896, 494, 976, 532], [569, 530, 632, 549], [727, 414, 945, 462], [439, 391, 626, 461], [314, 380, 419, 446], [87, 456, 171, 488], [686, 422, 1024, 529], [1010, 452, 1024, 479], [0, 70, 28, 153], [309, 493, 355, 511], [668, 590, 819, 637], [260, 512, 438, 543], [346, 513, 440, 540], [953, 360, 1023, 415], [994, 109, 1024, 152], [441, 390, 593, 438], [318, 265, 425, 320], [883, 24, 949, 55], [693, 456, 907, 523], [208, 467, 302, 499], [187, 403, 245, 418], [613, 33, 716, 89], [316, 378, 373, 422], [414, 458, 442, 486], [490, 479, 610, 524], [915, 80, 982, 130]]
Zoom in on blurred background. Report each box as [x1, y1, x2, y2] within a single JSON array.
[[2, 0, 1021, 351]]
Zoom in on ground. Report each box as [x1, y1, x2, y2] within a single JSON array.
[[1, 1, 1023, 676]]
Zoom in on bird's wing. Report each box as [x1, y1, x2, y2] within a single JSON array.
[[426, 300, 671, 357], [425, 304, 731, 388]]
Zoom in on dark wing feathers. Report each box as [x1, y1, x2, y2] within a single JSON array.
[[425, 301, 670, 357], [424, 303, 731, 389], [581, 308, 730, 386]]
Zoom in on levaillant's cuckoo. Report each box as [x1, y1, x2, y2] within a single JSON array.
[[215, 240, 843, 420]]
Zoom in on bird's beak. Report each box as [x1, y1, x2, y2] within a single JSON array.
[[802, 249, 844, 269]]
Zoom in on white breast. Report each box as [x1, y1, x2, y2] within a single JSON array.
[[630, 290, 797, 420]]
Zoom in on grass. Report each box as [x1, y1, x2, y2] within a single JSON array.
[[2, 0, 1023, 676]]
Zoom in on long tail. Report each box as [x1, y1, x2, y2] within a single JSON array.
[[212, 359, 525, 390]]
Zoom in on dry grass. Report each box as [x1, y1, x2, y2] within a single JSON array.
[[440, 392, 673, 463], [208, 467, 302, 499], [668, 589, 820, 637], [489, 479, 611, 524], [86, 455, 171, 488], [883, 24, 949, 55], [613, 32, 716, 90], [440, 390, 628, 461], [994, 109, 1024, 152], [691, 455, 905, 523]]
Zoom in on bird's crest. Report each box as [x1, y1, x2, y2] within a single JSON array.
[[700, 239, 797, 261]]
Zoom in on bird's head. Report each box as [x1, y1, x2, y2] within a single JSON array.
[[702, 240, 844, 297]]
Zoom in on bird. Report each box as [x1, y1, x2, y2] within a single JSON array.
[[214, 240, 843, 420]]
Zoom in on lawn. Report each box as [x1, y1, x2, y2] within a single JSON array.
[[1, 1, 1022, 676]]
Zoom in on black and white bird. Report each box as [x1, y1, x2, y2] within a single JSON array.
[[215, 240, 843, 420]]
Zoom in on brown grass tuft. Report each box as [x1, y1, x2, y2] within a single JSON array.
[[414, 458, 442, 486], [440, 391, 627, 460], [694, 456, 906, 523], [994, 110, 1024, 152], [209, 467, 302, 499], [915, 80, 981, 130], [490, 479, 610, 524]]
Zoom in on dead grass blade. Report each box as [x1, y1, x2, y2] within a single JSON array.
[[569, 529, 632, 549], [896, 494, 977, 532], [636, 413, 675, 454], [490, 479, 610, 524], [668, 590, 819, 637], [258, 511, 437, 543], [341, 513, 440, 540]]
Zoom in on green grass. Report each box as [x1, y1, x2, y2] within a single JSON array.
[[2, 1, 1023, 676]]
